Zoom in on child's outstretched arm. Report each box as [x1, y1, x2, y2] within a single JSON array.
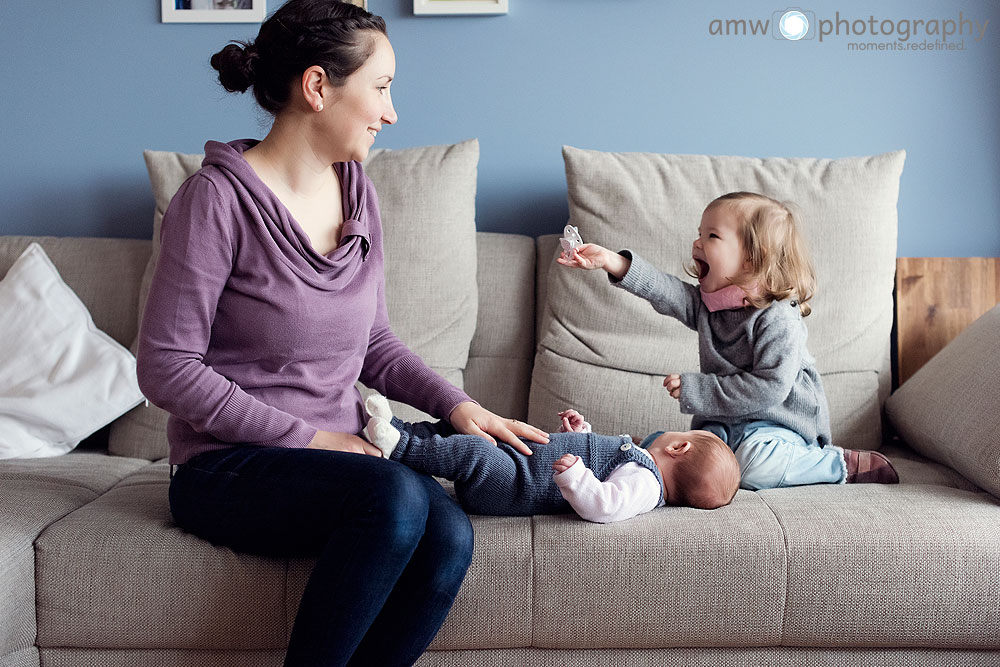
[[556, 244, 630, 280], [559, 244, 700, 330]]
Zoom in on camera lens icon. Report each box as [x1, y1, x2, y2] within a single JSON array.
[[772, 8, 815, 40]]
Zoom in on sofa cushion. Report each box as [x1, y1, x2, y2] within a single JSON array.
[[885, 303, 1000, 499], [0, 480, 99, 663], [0, 453, 149, 496], [463, 232, 536, 421], [761, 484, 1000, 648], [531, 491, 786, 649], [360, 139, 480, 421], [110, 139, 481, 459], [0, 244, 143, 459], [33, 474, 532, 652], [529, 148, 905, 450]]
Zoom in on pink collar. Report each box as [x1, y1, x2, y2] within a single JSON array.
[[700, 283, 755, 312]]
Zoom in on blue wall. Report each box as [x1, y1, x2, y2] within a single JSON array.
[[2, 0, 998, 256]]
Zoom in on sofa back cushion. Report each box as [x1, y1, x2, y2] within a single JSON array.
[[109, 139, 480, 459], [886, 303, 1000, 498], [529, 147, 905, 451]]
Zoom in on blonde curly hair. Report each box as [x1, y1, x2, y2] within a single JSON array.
[[685, 192, 816, 317]]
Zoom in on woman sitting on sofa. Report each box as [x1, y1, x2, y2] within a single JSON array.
[[136, 1, 549, 665]]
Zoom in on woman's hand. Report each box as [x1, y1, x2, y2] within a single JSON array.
[[663, 374, 682, 400], [307, 429, 383, 457], [449, 402, 549, 456]]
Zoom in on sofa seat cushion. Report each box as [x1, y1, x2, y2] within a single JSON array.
[[532, 491, 787, 649], [879, 441, 983, 492], [531, 149, 905, 452], [762, 484, 1000, 649], [0, 453, 149, 495], [33, 471, 533, 652], [1, 480, 101, 662]]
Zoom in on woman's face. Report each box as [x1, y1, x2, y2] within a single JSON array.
[[322, 31, 397, 162]]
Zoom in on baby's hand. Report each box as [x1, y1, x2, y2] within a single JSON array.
[[557, 409, 592, 433], [663, 374, 682, 399], [556, 243, 608, 271], [552, 453, 579, 474]]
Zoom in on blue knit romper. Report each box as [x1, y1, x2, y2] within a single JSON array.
[[387, 418, 665, 516]]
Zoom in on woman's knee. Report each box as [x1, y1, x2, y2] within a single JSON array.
[[422, 482, 475, 571], [358, 464, 432, 544]]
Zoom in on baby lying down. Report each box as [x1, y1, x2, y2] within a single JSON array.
[[362, 396, 740, 523]]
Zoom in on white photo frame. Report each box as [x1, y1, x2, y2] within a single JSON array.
[[414, 0, 508, 16], [161, 0, 266, 24]]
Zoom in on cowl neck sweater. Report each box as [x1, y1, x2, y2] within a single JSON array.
[[137, 139, 471, 464], [206, 138, 371, 290]]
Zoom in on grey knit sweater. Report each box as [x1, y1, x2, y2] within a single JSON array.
[[614, 251, 832, 448]]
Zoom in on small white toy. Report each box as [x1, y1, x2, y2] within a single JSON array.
[[559, 224, 583, 254]]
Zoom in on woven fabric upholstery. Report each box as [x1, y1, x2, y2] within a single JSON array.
[[761, 484, 1000, 648], [530, 148, 905, 452], [31, 647, 1000, 667], [0, 481, 98, 662], [0, 453, 148, 495], [531, 492, 786, 649], [886, 304, 1000, 499], [34, 481, 288, 651], [880, 442, 982, 492], [413, 648, 1000, 667], [33, 474, 532, 652], [0, 647, 39, 667], [464, 232, 536, 421], [39, 649, 283, 667]]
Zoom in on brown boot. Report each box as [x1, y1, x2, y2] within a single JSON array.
[[843, 449, 899, 484]]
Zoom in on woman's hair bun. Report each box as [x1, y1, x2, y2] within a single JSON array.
[[210, 41, 258, 94]]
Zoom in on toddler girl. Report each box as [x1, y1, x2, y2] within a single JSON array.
[[557, 192, 898, 490]]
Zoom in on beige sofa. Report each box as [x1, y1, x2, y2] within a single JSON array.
[[2, 141, 999, 667]]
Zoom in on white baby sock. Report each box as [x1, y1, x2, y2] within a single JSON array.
[[363, 394, 400, 458]]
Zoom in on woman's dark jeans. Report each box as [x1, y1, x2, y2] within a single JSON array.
[[169, 445, 474, 667]]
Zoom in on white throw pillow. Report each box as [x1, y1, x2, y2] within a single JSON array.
[[0, 243, 144, 459]]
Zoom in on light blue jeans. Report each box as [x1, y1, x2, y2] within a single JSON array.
[[732, 421, 846, 490]]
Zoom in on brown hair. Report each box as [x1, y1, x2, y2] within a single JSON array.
[[210, 0, 387, 115], [685, 191, 817, 317], [671, 431, 740, 510]]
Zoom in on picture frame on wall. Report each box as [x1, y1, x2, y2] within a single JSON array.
[[161, 0, 266, 23], [414, 0, 508, 16]]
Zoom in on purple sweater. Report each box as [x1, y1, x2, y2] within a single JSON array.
[[137, 139, 472, 465]]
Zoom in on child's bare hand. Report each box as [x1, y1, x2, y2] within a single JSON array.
[[557, 409, 592, 433], [556, 243, 608, 271], [552, 453, 579, 474], [663, 374, 682, 399]]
